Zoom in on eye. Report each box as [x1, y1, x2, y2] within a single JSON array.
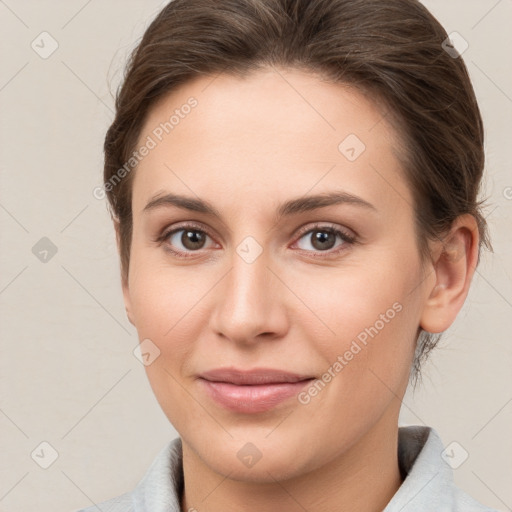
[[293, 223, 356, 256], [157, 222, 216, 257], [155, 221, 356, 259]]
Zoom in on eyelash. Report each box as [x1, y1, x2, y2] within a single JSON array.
[[154, 222, 357, 259]]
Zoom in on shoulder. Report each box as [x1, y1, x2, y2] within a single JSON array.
[[385, 425, 499, 512], [452, 486, 499, 512], [74, 437, 183, 512], [75, 491, 134, 512]]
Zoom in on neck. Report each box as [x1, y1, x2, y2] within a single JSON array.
[[180, 415, 403, 512]]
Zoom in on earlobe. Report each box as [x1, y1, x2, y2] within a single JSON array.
[[419, 214, 479, 334]]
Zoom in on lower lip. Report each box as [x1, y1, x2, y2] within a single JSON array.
[[199, 378, 313, 413]]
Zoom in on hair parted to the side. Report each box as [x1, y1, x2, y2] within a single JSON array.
[[103, 0, 491, 385]]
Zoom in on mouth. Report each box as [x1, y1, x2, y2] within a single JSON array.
[[198, 367, 315, 413]]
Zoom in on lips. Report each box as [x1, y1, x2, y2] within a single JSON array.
[[198, 367, 314, 413]]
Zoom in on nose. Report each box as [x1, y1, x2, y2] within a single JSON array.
[[208, 244, 289, 347]]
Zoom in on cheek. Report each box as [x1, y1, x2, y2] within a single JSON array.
[[128, 263, 204, 429], [297, 264, 416, 349], [127, 260, 204, 393], [128, 246, 197, 336], [294, 255, 421, 397]]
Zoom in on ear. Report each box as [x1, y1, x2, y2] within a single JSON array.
[[114, 220, 135, 327], [419, 214, 480, 333]]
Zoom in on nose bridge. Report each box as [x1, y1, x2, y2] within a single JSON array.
[[210, 237, 285, 342]]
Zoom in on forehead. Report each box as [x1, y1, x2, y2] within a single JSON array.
[[131, 67, 411, 219]]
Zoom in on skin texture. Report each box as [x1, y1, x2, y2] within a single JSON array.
[[118, 67, 479, 512]]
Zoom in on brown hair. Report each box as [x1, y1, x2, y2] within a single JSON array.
[[103, 0, 491, 383]]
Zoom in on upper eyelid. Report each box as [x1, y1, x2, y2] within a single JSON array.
[[295, 222, 352, 237], [164, 221, 215, 240]]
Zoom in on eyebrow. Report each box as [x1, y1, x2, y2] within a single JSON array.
[[142, 190, 377, 221]]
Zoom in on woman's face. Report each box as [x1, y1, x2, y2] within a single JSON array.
[[123, 67, 434, 481]]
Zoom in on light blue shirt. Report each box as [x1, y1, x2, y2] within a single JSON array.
[[77, 426, 498, 511]]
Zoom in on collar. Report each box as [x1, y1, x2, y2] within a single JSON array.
[[124, 425, 488, 512], [384, 425, 455, 511]]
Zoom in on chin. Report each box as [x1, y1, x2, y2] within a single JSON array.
[[190, 433, 319, 483]]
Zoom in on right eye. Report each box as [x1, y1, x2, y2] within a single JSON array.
[[157, 223, 217, 258]]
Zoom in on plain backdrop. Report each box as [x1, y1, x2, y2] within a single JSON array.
[[0, 1, 511, 511]]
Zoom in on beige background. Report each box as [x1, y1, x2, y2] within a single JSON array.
[[0, 1, 511, 511]]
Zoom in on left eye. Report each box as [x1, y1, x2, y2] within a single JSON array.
[[295, 227, 352, 252]]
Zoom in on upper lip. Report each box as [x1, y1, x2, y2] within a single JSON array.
[[199, 367, 314, 385]]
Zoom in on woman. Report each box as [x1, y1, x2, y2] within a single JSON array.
[[79, 0, 497, 510]]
